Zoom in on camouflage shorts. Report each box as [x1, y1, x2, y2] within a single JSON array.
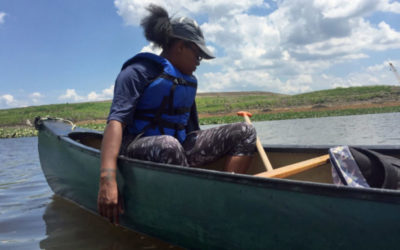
[[122, 122, 257, 167]]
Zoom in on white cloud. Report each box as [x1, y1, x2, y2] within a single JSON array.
[[115, 0, 400, 94], [87, 85, 114, 101], [199, 68, 283, 93], [59, 85, 114, 102], [140, 43, 162, 54], [318, 60, 400, 88], [0, 93, 40, 109], [29, 92, 44, 104], [59, 89, 85, 102], [0, 86, 110, 109], [0, 94, 16, 106], [378, 0, 400, 14], [114, 0, 266, 26], [101, 85, 114, 98], [0, 12, 6, 24], [314, 0, 379, 19], [313, 0, 400, 18]]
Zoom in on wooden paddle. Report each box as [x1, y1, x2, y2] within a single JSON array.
[[255, 154, 330, 178], [237, 111, 273, 172], [237, 111, 330, 178]]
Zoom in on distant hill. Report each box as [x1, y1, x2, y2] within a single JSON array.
[[196, 91, 287, 97]]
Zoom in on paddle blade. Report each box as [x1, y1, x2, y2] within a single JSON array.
[[237, 111, 252, 117]]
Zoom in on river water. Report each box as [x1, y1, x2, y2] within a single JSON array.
[[1, 113, 399, 249]]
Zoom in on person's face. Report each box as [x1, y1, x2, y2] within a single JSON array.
[[174, 41, 203, 75]]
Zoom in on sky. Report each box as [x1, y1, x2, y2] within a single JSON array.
[[0, 0, 400, 109]]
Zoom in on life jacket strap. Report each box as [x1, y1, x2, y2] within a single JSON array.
[[135, 107, 191, 116], [159, 73, 197, 88], [135, 114, 186, 131], [168, 83, 178, 115]]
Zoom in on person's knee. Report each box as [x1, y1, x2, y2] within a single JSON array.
[[155, 135, 182, 150], [155, 135, 187, 164], [234, 123, 256, 155], [238, 122, 256, 142], [242, 122, 256, 135]]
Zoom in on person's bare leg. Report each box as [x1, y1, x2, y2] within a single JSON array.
[[224, 155, 253, 174]]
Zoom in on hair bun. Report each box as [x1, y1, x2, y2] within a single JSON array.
[[140, 4, 172, 48]]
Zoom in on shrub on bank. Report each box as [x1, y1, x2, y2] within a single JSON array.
[[0, 127, 37, 138]]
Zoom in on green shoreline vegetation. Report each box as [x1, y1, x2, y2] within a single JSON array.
[[1, 85, 399, 138]]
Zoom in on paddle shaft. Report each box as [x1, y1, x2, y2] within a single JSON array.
[[255, 154, 330, 178], [242, 115, 273, 172]]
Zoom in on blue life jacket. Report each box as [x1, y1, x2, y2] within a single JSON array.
[[127, 53, 197, 143]]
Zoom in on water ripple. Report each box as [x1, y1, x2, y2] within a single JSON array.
[[0, 137, 52, 249]]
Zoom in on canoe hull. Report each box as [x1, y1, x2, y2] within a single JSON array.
[[37, 119, 400, 249]]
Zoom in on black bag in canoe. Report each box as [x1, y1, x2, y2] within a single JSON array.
[[329, 146, 400, 190]]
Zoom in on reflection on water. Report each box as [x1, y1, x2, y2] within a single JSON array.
[[0, 137, 180, 249], [40, 196, 181, 250], [0, 113, 399, 249]]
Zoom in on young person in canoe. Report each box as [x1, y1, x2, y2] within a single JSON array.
[[97, 4, 257, 224]]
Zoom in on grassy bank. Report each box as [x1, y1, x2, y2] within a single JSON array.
[[1, 85, 399, 138], [0, 101, 111, 127], [199, 105, 400, 125], [0, 126, 38, 138], [196, 86, 400, 113]]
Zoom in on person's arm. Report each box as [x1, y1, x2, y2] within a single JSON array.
[[97, 58, 161, 223], [97, 120, 125, 224]]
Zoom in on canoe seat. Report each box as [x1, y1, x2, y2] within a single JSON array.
[[255, 154, 330, 178]]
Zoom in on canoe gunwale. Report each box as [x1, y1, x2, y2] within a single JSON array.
[[265, 143, 400, 155], [39, 119, 400, 205], [118, 154, 400, 204]]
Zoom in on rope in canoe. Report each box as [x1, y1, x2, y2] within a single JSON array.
[[34, 116, 76, 130]]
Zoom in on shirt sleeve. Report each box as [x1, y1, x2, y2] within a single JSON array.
[[107, 62, 158, 126]]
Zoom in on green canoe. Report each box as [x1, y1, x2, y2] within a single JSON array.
[[36, 117, 400, 249]]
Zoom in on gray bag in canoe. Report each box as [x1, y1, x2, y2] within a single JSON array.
[[329, 146, 400, 190]]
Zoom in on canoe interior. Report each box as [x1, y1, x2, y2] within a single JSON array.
[[67, 131, 336, 184], [69, 132, 103, 149]]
